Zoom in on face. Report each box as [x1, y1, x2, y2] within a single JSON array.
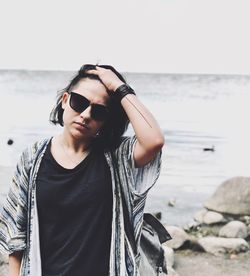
[[61, 78, 110, 142]]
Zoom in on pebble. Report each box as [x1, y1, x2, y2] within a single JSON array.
[[168, 198, 176, 207], [7, 139, 14, 145]]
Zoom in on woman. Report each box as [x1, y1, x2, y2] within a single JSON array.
[[0, 64, 164, 276]]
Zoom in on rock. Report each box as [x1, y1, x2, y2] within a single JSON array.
[[194, 209, 225, 225], [7, 139, 14, 145], [244, 216, 250, 224], [203, 211, 225, 225], [194, 209, 207, 223], [239, 215, 250, 225], [204, 177, 250, 215], [248, 224, 250, 236], [153, 212, 162, 220], [230, 253, 238, 260], [164, 226, 190, 249], [183, 220, 201, 231], [163, 245, 174, 268], [168, 198, 176, 207], [167, 266, 179, 276], [219, 221, 248, 239], [162, 246, 179, 275], [198, 237, 249, 255]]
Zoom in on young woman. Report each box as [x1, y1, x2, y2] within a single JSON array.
[[0, 64, 164, 276]]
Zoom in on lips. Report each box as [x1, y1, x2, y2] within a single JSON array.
[[75, 122, 89, 130]]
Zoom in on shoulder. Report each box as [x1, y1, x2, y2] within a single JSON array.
[[31, 137, 50, 153], [21, 137, 51, 167]]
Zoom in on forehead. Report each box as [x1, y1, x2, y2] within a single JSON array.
[[73, 78, 109, 105]]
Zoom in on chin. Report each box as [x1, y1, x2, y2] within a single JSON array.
[[71, 129, 93, 141]]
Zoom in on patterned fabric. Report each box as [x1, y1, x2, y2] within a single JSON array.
[[0, 135, 162, 276]]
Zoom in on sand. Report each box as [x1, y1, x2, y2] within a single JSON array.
[[174, 250, 250, 276]]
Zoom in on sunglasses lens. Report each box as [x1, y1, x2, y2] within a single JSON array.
[[70, 93, 89, 113], [91, 105, 109, 121], [69, 92, 108, 121]]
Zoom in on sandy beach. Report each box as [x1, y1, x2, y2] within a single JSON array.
[[175, 250, 250, 276]]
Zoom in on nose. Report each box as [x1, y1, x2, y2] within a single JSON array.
[[80, 105, 92, 120]]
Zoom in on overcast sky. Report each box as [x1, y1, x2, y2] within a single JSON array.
[[0, 0, 250, 74]]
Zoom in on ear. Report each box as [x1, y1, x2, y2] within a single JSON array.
[[61, 92, 69, 110]]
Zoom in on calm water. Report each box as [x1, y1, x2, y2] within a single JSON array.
[[1, 70, 250, 226]]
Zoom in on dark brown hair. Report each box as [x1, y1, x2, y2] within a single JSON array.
[[49, 64, 130, 150]]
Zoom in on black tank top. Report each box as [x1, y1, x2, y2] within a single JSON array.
[[36, 138, 113, 276]]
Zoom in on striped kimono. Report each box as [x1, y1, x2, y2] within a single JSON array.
[[0, 135, 162, 276]]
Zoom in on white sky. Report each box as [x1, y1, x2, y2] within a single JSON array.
[[0, 0, 250, 74]]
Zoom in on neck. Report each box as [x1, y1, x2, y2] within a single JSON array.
[[60, 131, 92, 153]]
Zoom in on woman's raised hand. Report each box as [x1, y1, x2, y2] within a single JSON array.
[[87, 66, 124, 92]]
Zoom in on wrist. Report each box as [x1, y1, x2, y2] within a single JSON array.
[[112, 83, 136, 103], [112, 81, 125, 92]]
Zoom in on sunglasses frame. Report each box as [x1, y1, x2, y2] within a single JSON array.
[[68, 91, 109, 122]]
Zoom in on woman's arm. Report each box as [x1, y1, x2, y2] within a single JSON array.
[[9, 251, 23, 276], [87, 66, 165, 167], [119, 93, 164, 167]]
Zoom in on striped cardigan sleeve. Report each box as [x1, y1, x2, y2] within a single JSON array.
[[114, 135, 162, 259], [0, 146, 31, 255], [115, 135, 162, 197]]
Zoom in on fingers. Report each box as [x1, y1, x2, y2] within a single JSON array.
[[87, 66, 103, 74], [86, 69, 98, 75]]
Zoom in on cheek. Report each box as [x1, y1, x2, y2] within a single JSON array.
[[62, 110, 68, 125], [62, 107, 74, 124]]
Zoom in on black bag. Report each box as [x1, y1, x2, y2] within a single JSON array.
[[138, 213, 172, 275], [122, 194, 172, 275], [111, 148, 172, 274]]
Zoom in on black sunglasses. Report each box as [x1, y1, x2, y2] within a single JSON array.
[[69, 92, 109, 121]]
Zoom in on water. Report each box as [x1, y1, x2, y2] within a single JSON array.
[[1, 69, 250, 226]]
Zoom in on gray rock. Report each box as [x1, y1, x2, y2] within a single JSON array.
[[152, 212, 162, 220], [194, 209, 207, 223], [183, 220, 201, 231], [219, 221, 248, 239], [198, 237, 249, 255], [204, 177, 250, 215], [194, 209, 225, 225], [203, 211, 225, 225], [162, 245, 174, 268], [239, 215, 250, 225], [167, 266, 179, 276], [168, 198, 176, 207], [164, 225, 190, 249], [248, 224, 250, 236]]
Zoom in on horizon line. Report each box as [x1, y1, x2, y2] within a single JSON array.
[[0, 67, 250, 78]]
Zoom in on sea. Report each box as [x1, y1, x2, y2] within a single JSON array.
[[0, 69, 250, 226]]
